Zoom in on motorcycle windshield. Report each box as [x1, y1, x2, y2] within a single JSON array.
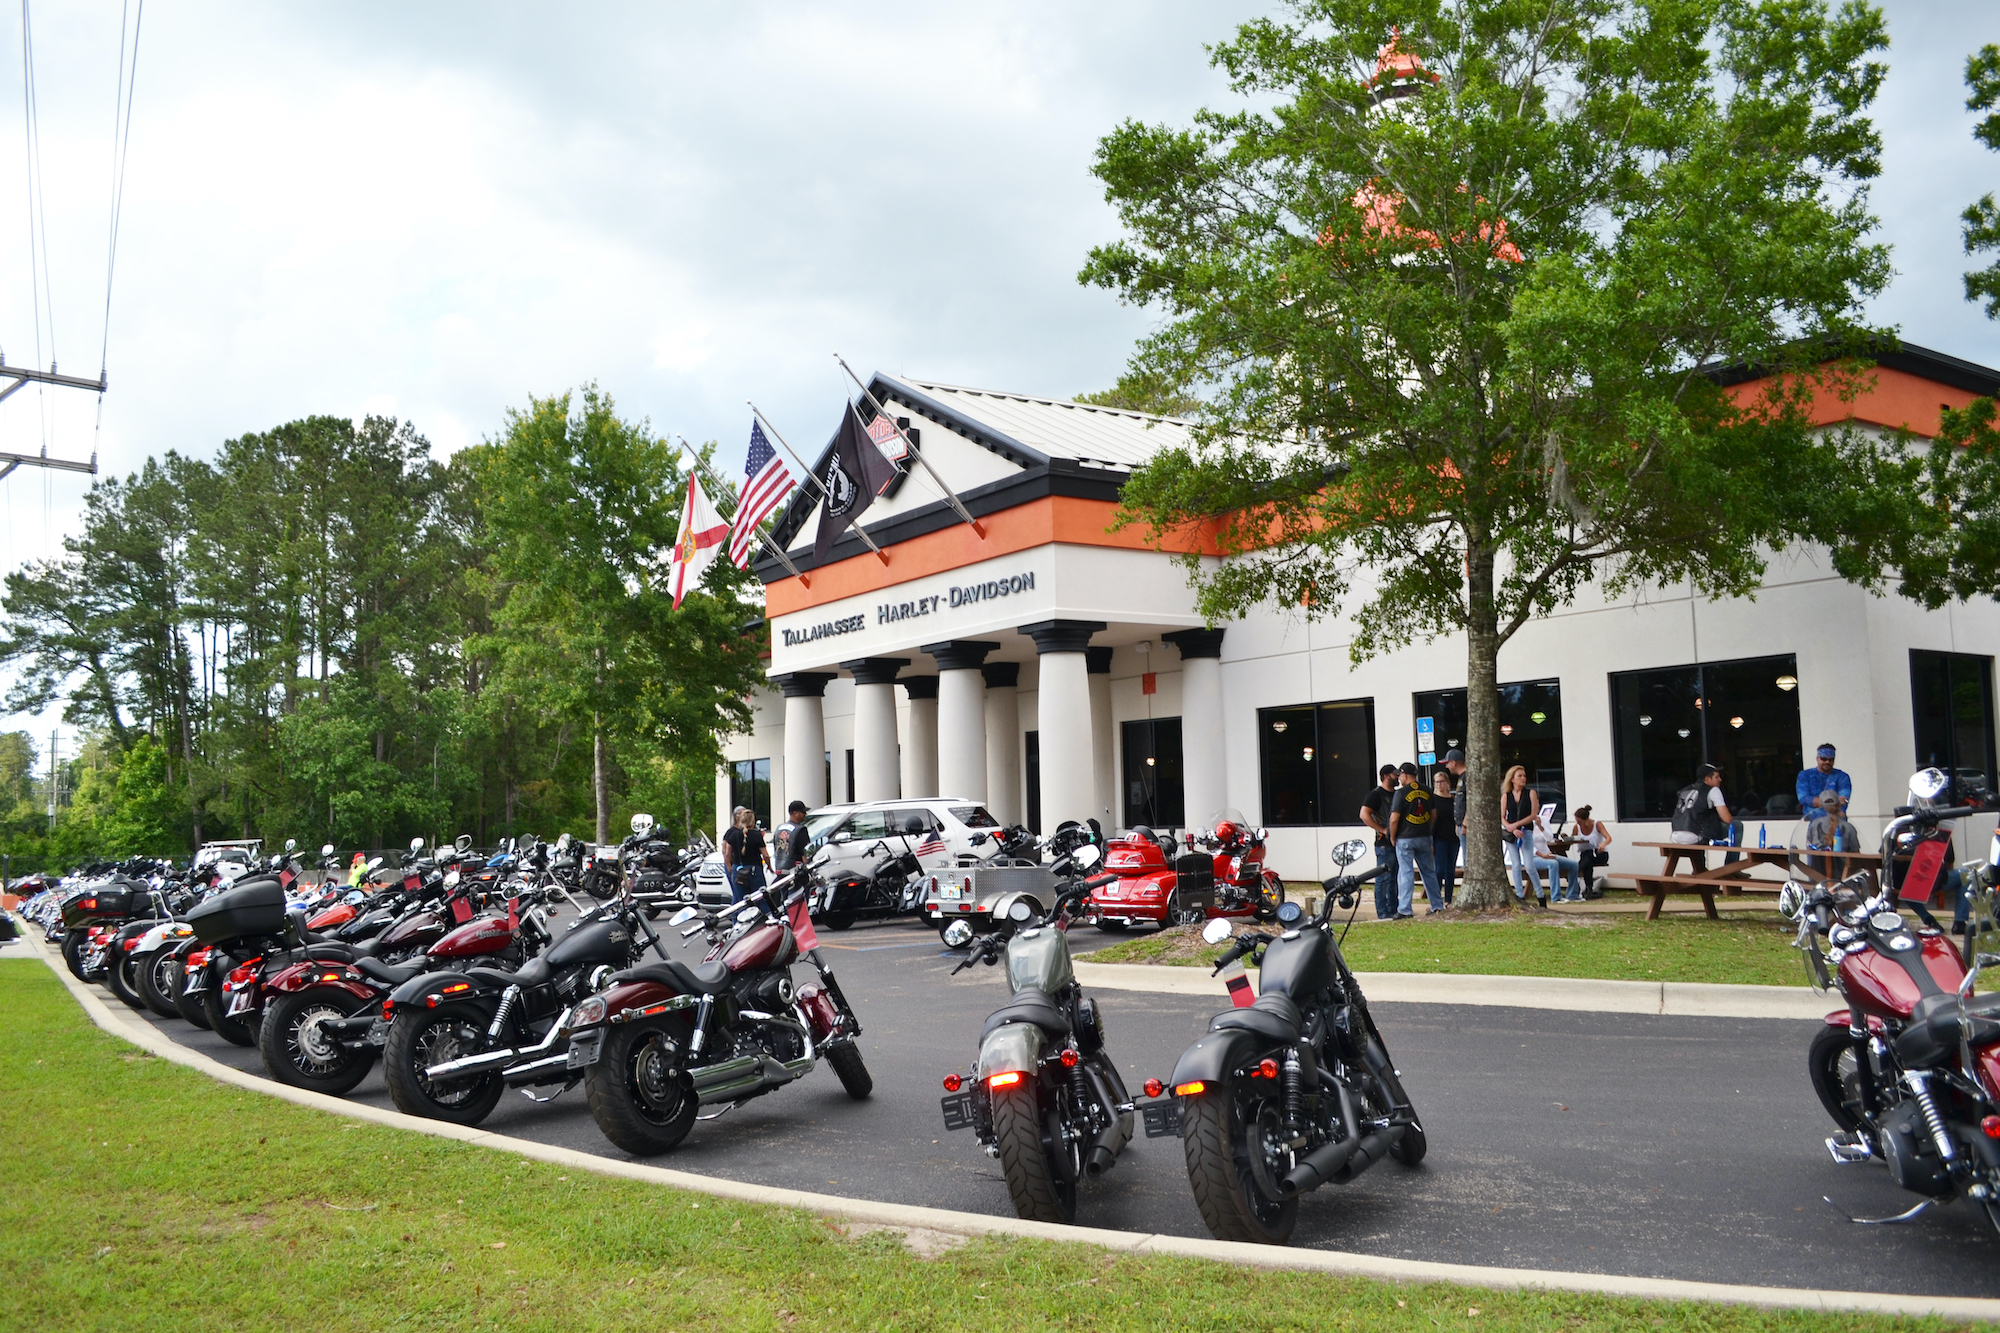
[[1005, 928, 1073, 995]]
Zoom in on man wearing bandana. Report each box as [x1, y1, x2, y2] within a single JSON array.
[[1796, 743, 1852, 815]]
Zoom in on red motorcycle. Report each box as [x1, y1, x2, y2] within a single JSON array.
[[1789, 769, 2000, 1232], [1086, 814, 1285, 932]]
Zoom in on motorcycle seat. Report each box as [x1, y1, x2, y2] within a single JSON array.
[[981, 987, 1070, 1039], [611, 958, 733, 996], [1896, 992, 2000, 1067], [1208, 992, 1301, 1042], [354, 956, 428, 987]]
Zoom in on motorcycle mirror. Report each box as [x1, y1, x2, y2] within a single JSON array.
[[1276, 901, 1304, 925], [556, 832, 572, 852], [1330, 838, 1366, 868], [667, 906, 698, 926], [455, 834, 473, 853], [1910, 767, 1951, 803], [345, 890, 365, 905], [285, 839, 298, 853], [1200, 917, 1234, 944], [320, 843, 335, 857], [631, 813, 655, 838], [1006, 898, 1035, 924], [367, 856, 384, 871], [1777, 882, 1805, 922], [1073, 843, 1102, 871], [942, 919, 975, 948], [444, 870, 461, 889], [410, 837, 426, 853]]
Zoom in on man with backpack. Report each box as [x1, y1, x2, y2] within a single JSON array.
[[1670, 763, 1733, 872]]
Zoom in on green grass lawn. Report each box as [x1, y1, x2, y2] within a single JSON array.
[[0, 955, 1961, 1332], [1082, 910, 1813, 987]]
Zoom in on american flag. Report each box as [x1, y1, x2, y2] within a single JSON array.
[[915, 832, 945, 859], [728, 421, 796, 570]]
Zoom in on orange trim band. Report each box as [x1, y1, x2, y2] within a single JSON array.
[[1724, 365, 1977, 439]]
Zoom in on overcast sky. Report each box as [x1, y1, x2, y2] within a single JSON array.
[[0, 1, 1995, 738]]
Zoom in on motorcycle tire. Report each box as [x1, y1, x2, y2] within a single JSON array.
[[825, 1041, 873, 1100], [176, 969, 213, 1030], [61, 931, 89, 980], [137, 949, 186, 1019], [260, 988, 377, 1096], [1808, 1024, 1866, 1132], [104, 951, 147, 1011], [1094, 920, 1130, 933], [585, 1018, 698, 1156], [822, 912, 856, 932], [201, 984, 260, 1047], [384, 1006, 507, 1126], [991, 1079, 1079, 1225], [1166, 895, 1204, 929], [1181, 1087, 1298, 1244], [1255, 875, 1288, 923]]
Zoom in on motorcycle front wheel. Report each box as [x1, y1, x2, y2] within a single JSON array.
[[1181, 1087, 1298, 1244], [1808, 1024, 1866, 1132], [992, 1077, 1080, 1224], [585, 1018, 697, 1155], [383, 1006, 505, 1125], [104, 951, 147, 1010], [61, 931, 90, 980], [137, 949, 186, 1019], [825, 1041, 873, 1099], [260, 988, 376, 1095]]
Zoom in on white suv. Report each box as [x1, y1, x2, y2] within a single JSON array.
[[803, 798, 1003, 884]]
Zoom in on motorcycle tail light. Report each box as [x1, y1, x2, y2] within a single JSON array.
[[1142, 1078, 1165, 1098], [1984, 1116, 2000, 1139], [123, 937, 141, 951], [319, 972, 343, 983], [381, 999, 394, 1019], [443, 981, 470, 994], [942, 1074, 962, 1092], [988, 1071, 1023, 1089], [227, 963, 258, 985], [1058, 1048, 1079, 1069], [1254, 1058, 1279, 1079], [1174, 1080, 1206, 1097], [82, 898, 97, 911]]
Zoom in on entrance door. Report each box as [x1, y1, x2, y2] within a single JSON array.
[[1121, 718, 1184, 829]]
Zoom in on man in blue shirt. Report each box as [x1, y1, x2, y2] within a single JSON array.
[[1796, 744, 1852, 814]]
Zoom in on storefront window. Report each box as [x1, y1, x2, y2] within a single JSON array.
[[1610, 655, 1801, 821], [1025, 730, 1041, 831], [1911, 651, 1997, 805], [1122, 717, 1184, 828], [730, 758, 771, 827], [1257, 699, 1377, 827], [1412, 681, 1566, 822]]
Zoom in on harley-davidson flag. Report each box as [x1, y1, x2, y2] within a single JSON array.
[[1219, 954, 1256, 1008], [812, 402, 901, 562], [667, 473, 729, 609]]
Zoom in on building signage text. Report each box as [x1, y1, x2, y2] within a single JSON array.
[[877, 571, 1035, 626], [780, 613, 867, 647]]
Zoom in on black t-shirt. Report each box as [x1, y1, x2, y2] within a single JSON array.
[[771, 820, 808, 872], [1389, 785, 1436, 840], [1361, 786, 1395, 844], [1434, 791, 1460, 842], [723, 826, 766, 866]]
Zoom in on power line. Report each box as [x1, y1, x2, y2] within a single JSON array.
[[98, 0, 142, 379]]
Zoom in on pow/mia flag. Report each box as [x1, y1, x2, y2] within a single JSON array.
[[813, 402, 901, 561]]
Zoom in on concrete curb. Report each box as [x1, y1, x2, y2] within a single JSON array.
[[14, 937, 1995, 1321], [1072, 962, 1835, 1020]]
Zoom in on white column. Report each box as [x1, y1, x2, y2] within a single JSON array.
[[1167, 629, 1227, 829], [1088, 646, 1115, 829], [926, 640, 995, 802], [983, 661, 1022, 826], [842, 657, 907, 803], [901, 677, 939, 798], [1023, 620, 1105, 832], [777, 672, 833, 810]]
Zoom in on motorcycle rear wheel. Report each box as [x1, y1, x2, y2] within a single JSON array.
[[137, 949, 186, 1018], [176, 970, 212, 1030], [260, 988, 376, 1096], [822, 912, 856, 931], [1181, 1088, 1298, 1244], [201, 984, 259, 1047], [61, 931, 89, 980], [586, 1019, 697, 1155], [384, 1006, 507, 1125], [825, 1041, 873, 1099], [1808, 1024, 1866, 1132], [991, 1079, 1079, 1224], [104, 951, 147, 1010]]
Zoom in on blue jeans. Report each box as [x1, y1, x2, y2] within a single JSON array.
[[1373, 841, 1395, 919], [731, 863, 766, 903], [1396, 839, 1440, 914], [1433, 838, 1459, 905], [1504, 833, 1536, 899], [1536, 855, 1582, 900]]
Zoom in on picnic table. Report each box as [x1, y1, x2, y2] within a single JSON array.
[[1624, 841, 1882, 920]]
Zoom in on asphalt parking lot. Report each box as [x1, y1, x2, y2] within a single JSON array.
[[123, 915, 2000, 1299]]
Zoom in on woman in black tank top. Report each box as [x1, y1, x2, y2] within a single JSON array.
[[1501, 766, 1543, 906]]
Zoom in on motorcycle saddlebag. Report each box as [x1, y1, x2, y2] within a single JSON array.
[[1172, 854, 1216, 911], [61, 883, 135, 928], [186, 877, 287, 945]]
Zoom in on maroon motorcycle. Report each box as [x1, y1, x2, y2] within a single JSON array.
[[564, 858, 871, 1156]]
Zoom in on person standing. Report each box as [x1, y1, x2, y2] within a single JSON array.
[[1670, 763, 1733, 872], [1570, 805, 1613, 899], [1430, 769, 1460, 907], [1387, 762, 1441, 917], [1501, 765, 1542, 906], [1796, 744, 1852, 815], [1359, 764, 1400, 920], [771, 799, 811, 874], [721, 807, 770, 903]]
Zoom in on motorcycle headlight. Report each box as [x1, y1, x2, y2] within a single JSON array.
[[571, 996, 608, 1028]]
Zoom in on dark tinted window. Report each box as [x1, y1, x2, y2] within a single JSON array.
[[1911, 651, 1997, 805], [1257, 699, 1377, 827], [1122, 718, 1185, 828], [1412, 681, 1565, 822], [1610, 655, 1801, 820], [729, 759, 771, 828], [949, 805, 1000, 829]]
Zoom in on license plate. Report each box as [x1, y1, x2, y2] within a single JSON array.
[[565, 1030, 604, 1070], [939, 883, 961, 900], [940, 1091, 975, 1132], [1141, 1100, 1182, 1138]]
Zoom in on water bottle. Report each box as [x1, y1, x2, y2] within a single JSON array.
[[1758, 824, 1766, 849]]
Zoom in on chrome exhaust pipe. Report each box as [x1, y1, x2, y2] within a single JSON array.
[[423, 1005, 572, 1081], [502, 1053, 571, 1085]]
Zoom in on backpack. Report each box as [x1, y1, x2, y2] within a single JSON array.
[[1671, 782, 1723, 841]]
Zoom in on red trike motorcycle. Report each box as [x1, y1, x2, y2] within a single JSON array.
[[1084, 810, 1286, 932]]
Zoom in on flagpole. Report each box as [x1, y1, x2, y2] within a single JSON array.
[[673, 435, 810, 586], [747, 400, 890, 565], [834, 353, 986, 539]]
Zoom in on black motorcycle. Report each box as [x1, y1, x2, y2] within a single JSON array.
[[1139, 838, 1426, 1244]]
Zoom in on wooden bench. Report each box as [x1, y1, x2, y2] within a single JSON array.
[[1624, 842, 1881, 920]]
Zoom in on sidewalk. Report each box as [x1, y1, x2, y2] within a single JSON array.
[[1071, 961, 1833, 1020]]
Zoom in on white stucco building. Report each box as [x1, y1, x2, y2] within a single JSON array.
[[720, 346, 2000, 884]]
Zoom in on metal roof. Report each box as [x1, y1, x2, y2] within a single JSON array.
[[880, 375, 1193, 472]]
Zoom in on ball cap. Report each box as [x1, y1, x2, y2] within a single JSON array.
[[1442, 748, 1466, 764]]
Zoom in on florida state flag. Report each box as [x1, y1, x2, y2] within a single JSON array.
[[667, 474, 729, 608]]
